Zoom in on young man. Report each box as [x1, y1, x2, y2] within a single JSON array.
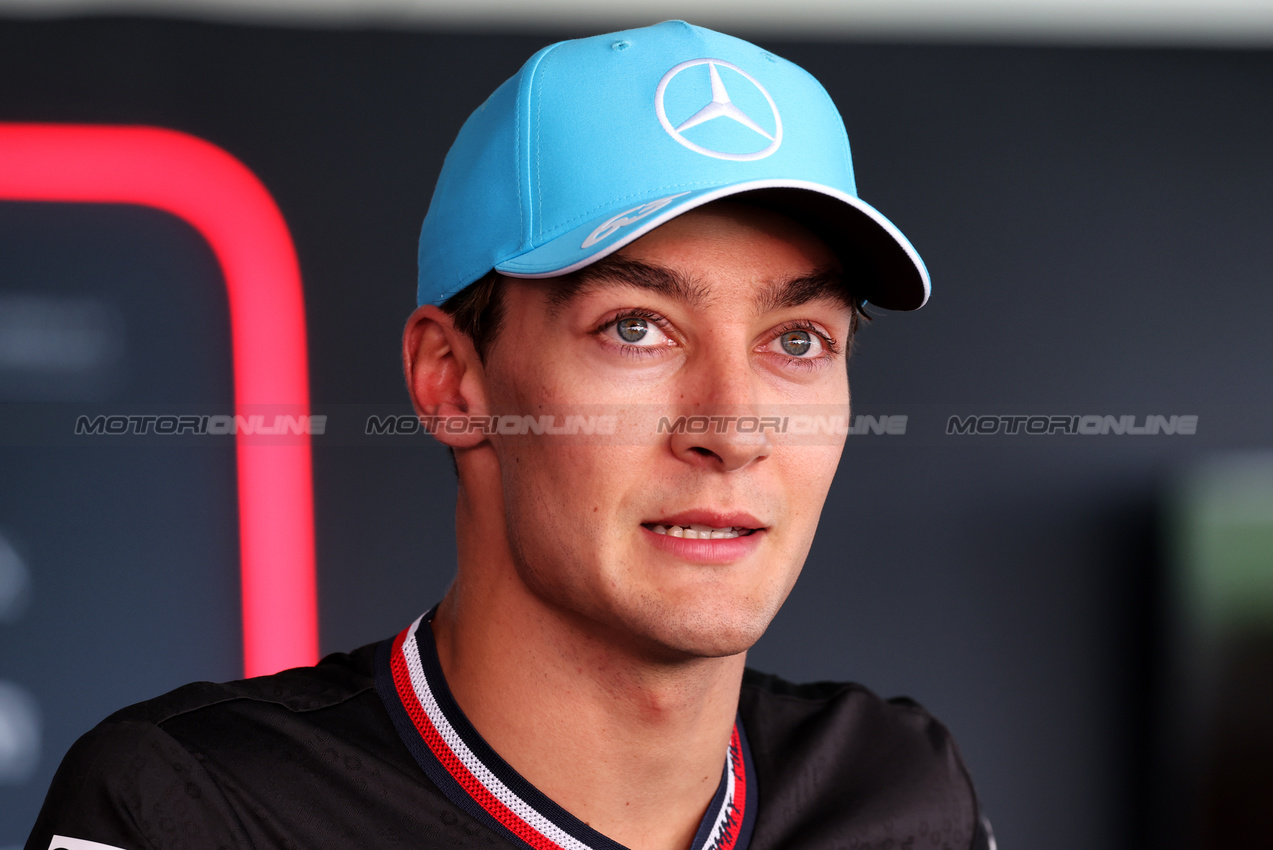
[[29, 21, 991, 850]]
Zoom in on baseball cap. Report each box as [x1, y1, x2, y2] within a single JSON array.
[[417, 20, 929, 311]]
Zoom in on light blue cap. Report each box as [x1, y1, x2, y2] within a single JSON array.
[[417, 20, 930, 310]]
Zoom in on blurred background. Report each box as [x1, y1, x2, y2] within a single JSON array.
[[2, 1, 1272, 848]]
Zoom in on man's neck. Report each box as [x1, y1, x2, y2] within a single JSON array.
[[432, 552, 746, 850]]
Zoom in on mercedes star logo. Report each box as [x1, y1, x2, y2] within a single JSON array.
[[654, 58, 782, 161]]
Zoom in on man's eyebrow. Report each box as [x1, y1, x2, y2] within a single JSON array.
[[751, 269, 853, 314], [544, 256, 851, 318], [546, 255, 712, 316]]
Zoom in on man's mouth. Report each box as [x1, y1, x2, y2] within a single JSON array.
[[641, 523, 759, 540]]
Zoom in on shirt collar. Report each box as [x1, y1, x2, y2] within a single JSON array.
[[375, 609, 757, 850]]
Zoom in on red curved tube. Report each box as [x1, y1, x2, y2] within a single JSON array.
[[0, 124, 319, 677]]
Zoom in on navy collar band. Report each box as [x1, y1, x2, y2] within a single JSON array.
[[375, 610, 757, 850]]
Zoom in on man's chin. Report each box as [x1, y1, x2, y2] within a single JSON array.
[[626, 606, 777, 663]]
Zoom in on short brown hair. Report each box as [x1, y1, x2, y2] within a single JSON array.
[[440, 269, 506, 362]]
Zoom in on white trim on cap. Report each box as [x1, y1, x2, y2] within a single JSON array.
[[497, 178, 931, 308]]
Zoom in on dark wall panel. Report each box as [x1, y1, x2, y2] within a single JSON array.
[[0, 202, 240, 841]]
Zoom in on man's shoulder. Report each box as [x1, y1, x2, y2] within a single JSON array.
[[56, 642, 389, 782], [740, 668, 988, 850], [104, 642, 380, 729], [26, 642, 504, 850], [739, 667, 956, 745]]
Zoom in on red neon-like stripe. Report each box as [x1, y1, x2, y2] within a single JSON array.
[[719, 727, 746, 850], [390, 627, 565, 850], [0, 124, 318, 677]]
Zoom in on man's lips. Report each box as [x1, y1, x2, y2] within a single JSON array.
[[639, 512, 766, 564], [640, 511, 765, 541]]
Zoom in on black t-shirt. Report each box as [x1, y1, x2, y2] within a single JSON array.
[[27, 613, 991, 850]]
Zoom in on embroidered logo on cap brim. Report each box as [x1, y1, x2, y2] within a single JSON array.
[[581, 192, 691, 248]]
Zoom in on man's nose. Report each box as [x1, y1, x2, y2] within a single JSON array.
[[666, 348, 771, 472]]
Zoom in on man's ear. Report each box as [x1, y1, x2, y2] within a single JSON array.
[[402, 305, 489, 448]]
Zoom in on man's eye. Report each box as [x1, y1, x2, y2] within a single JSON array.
[[772, 329, 823, 358], [604, 315, 670, 347], [617, 317, 649, 342]]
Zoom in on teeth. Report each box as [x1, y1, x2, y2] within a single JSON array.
[[648, 524, 744, 539]]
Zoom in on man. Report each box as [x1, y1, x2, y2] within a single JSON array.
[[29, 21, 991, 850]]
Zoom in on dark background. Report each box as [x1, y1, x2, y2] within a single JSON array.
[[3, 15, 1272, 849]]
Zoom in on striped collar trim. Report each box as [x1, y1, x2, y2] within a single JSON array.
[[375, 611, 757, 850]]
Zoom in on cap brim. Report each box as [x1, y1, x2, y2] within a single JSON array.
[[495, 179, 930, 311]]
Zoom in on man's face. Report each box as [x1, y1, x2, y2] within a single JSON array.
[[478, 201, 852, 660]]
